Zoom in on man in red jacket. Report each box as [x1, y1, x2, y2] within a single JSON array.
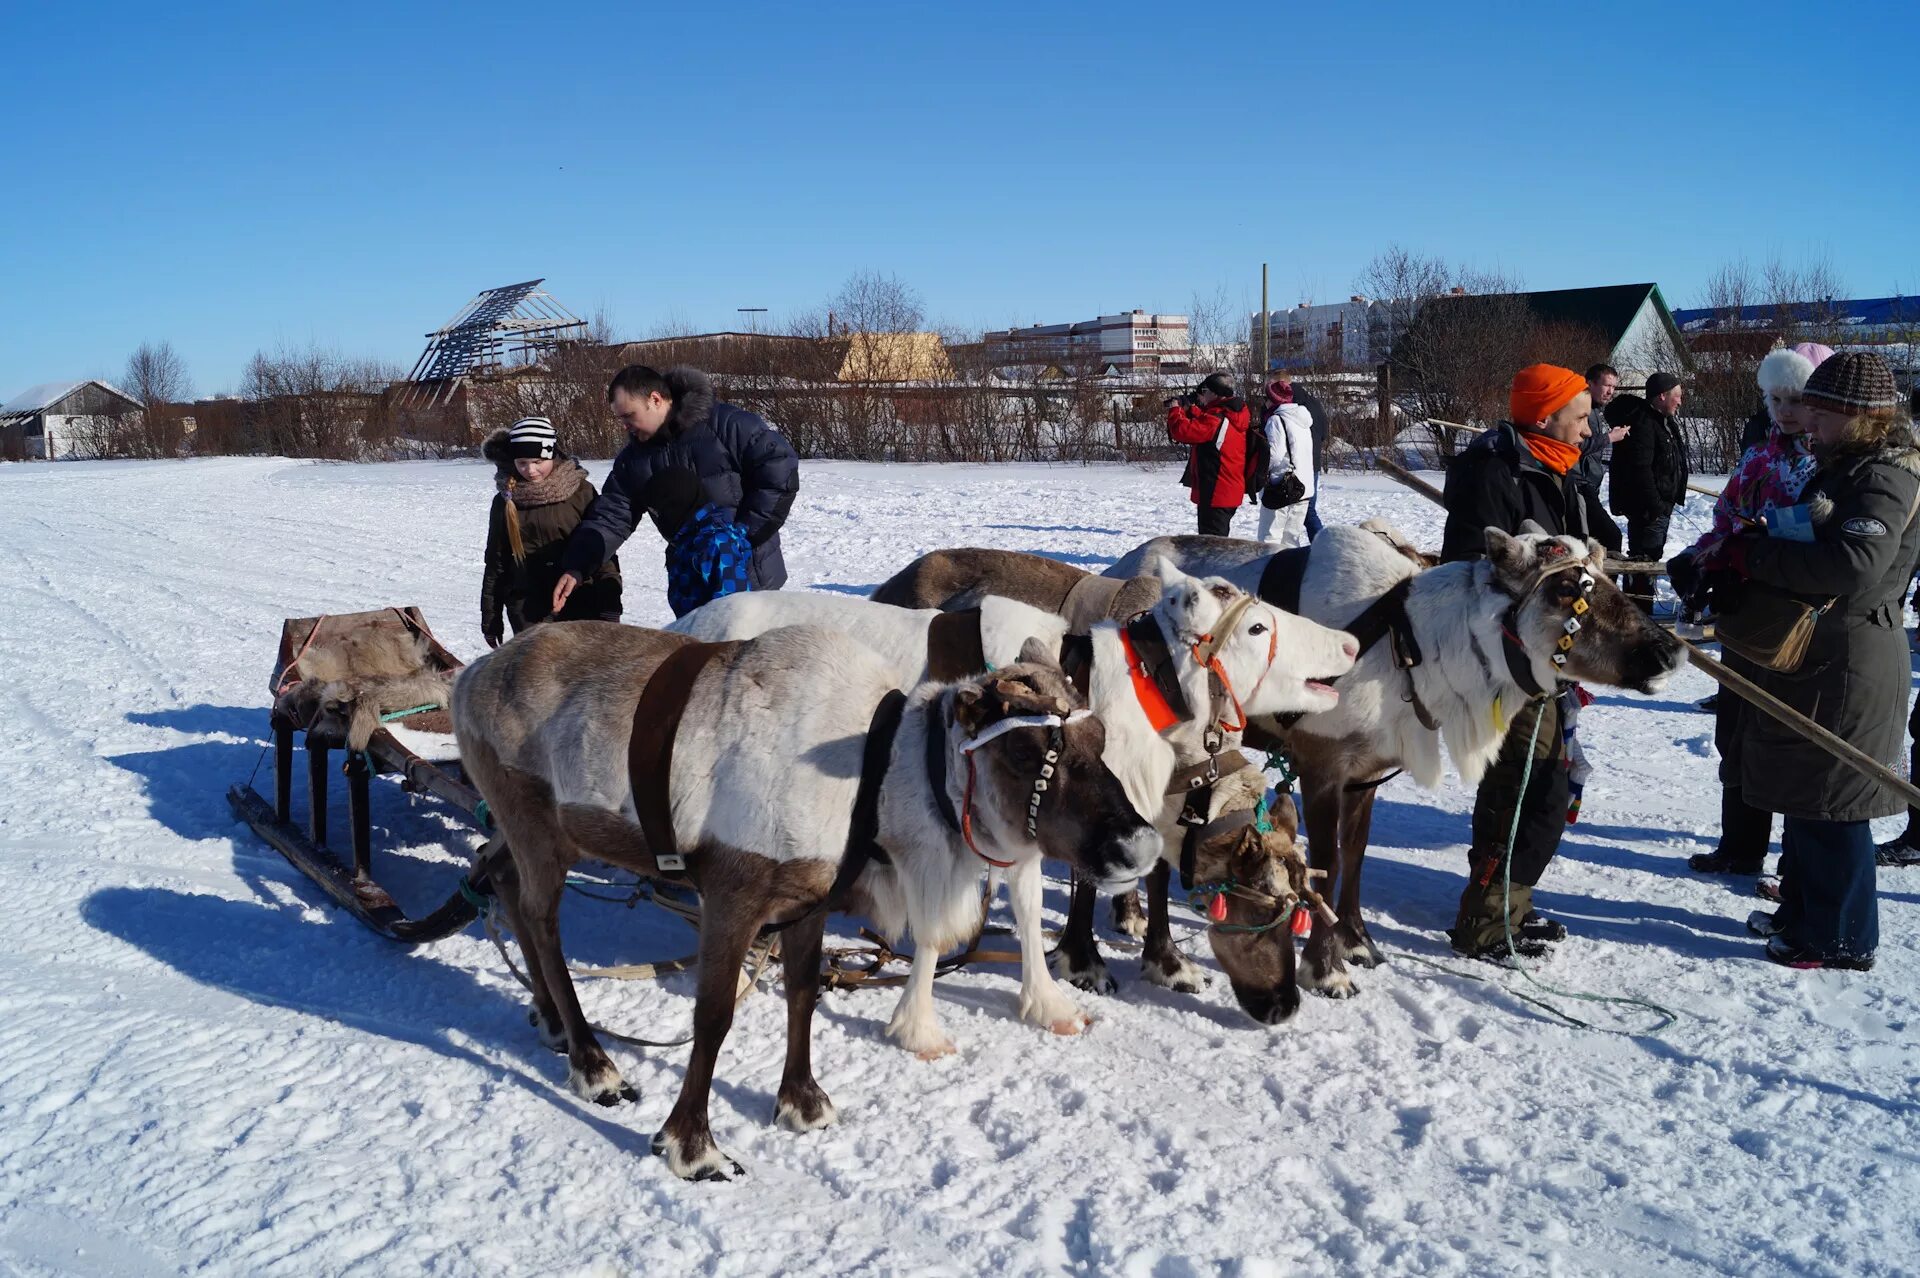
[[1166, 372, 1250, 535]]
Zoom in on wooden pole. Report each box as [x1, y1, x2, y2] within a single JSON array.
[[1372, 452, 1665, 576], [1375, 448, 1920, 808]]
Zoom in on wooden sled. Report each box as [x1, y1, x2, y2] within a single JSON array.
[[226, 607, 496, 943]]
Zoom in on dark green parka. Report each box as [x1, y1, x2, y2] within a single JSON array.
[[480, 430, 622, 637], [1722, 423, 1920, 821]]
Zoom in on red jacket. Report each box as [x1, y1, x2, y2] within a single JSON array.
[[1167, 396, 1250, 507]]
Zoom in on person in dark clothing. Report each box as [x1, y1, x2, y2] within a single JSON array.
[[639, 466, 754, 618], [479, 417, 621, 646], [1672, 344, 1830, 875], [1571, 362, 1625, 499], [1440, 364, 1608, 961], [554, 365, 799, 617], [1607, 371, 1689, 611], [1167, 372, 1250, 536], [1711, 353, 1917, 969]]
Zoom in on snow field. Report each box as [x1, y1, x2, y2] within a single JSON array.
[[0, 457, 1915, 1276]]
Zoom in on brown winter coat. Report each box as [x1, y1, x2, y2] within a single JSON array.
[[480, 431, 622, 635]]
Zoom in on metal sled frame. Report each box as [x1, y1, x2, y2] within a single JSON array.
[[226, 607, 488, 943]]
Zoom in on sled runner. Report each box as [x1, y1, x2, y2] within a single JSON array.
[[226, 607, 495, 943]]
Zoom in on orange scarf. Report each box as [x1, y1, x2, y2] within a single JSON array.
[[1520, 430, 1581, 476]]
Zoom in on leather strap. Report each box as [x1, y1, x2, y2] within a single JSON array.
[[926, 610, 988, 682], [1123, 613, 1192, 727], [1255, 545, 1313, 612], [831, 689, 906, 903], [627, 639, 737, 876], [1057, 632, 1095, 698], [925, 692, 963, 835]]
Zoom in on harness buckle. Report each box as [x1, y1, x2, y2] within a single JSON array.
[[656, 852, 686, 874]]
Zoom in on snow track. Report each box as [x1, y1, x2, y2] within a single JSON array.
[[1, 457, 1915, 1276]]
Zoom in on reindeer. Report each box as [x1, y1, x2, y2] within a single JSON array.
[[1106, 526, 1683, 995], [452, 621, 1161, 1180], [672, 566, 1357, 1021]]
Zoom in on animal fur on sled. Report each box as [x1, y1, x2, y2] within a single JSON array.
[[274, 629, 452, 750]]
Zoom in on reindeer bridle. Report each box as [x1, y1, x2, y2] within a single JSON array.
[[928, 695, 1092, 868], [1498, 546, 1599, 700]]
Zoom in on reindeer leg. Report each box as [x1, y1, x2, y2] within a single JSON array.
[[1050, 874, 1115, 994], [1299, 778, 1357, 998], [1337, 791, 1386, 968], [1111, 888, 1148, 940], [654, 888, 761, 1181], [492, 860, 568, 1055], [885, 934, 955, 1059], [773, 909, 837, 1133], [514, 856, 634, 1106], [1141, 861, 1208, 993], [1009, 857, 1089, 1035]]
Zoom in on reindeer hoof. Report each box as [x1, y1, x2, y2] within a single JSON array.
[[1111, 893, 1148, 940], [1341, 936, 1385, 968], [886, 1015, 956, 1059], [654, 1129, 745, 1182], [528, 1009, 567, 1054], [1310, 972, 1358, 999], [1050, 947, 1115, 994], [915, 1043, 957, 1061], [1049, 1015, 1089, 1037], [1142, 955, 1210, 994], [567, 1061, 635, 1106], [775, 1084, 839, 1133]]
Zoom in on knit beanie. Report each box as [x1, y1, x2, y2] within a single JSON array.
[[1801, 352, 1900, 417], [1508, 364, 1588, 426], [1756, 348, 1816, 396], [1790, 341, 1835, 368], [506, 416, 558, 460], [1265, 378, 1295, 407], [1197, 373, 1236, 399], [1645, 371, 1682, 400]]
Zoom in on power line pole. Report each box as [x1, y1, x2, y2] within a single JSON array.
[[1260, 262, 1271, 377], [737, 307, 767, 333]]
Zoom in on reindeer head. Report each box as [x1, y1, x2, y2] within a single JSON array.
[[1150, 561, 1357, 719], [1188, 787, 1314, 1025], [951, 638, 1161, 888], [1484, 529, 1682, 696]]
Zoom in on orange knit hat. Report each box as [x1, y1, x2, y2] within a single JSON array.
[[1509, 364, 1588, 426]]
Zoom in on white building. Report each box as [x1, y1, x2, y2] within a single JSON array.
[[984, 310, 1190, 377], [1251, 297, 1385, 370], [0, 380, 142, 460]]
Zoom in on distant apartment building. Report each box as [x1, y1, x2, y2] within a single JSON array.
[[983, 311, 1190, 377], [1251, 297, 1386, 370]]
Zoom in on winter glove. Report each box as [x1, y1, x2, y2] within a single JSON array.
[[482, 615, 504, 649], [1666, 550, 1701, 607]]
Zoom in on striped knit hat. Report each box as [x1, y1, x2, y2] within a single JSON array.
[[506, 416, 558, 460], [1801, 352, 1899, 416]]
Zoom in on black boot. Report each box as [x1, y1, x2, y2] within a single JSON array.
[[1518, 911, 1567, 942], [1453, 934, 1554, 964], [1875, 833, 1920, 868], [1689, 788, 1770, 874]]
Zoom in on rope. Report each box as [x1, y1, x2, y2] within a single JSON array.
[[1488, 707, 1681, 1036], [378, 703, 441, 723]]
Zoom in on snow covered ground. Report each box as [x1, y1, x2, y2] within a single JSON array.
[[1, 457, 1916, 1277]]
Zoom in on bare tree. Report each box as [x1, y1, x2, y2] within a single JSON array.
[[239, 343, 401, 459], [99, 340, 195, 458]]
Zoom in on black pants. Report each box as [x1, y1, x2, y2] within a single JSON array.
[[1624, 508, 1672, 613], [1197, 505, 1236, 536], [1714, 688, 1775, 863]]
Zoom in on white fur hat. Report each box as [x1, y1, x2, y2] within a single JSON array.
[[1756, 347, 1815, 396]]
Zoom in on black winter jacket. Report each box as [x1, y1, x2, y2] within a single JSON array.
[[1440, 422, 1622, 562], [562, 367, 800, 589], [1294, 387, 1330, 473], [1606, 393, 1688, 518], [1722, 427, 1920, 821]]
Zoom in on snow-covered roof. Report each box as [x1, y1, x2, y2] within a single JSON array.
[[0, 379, 137, 416]]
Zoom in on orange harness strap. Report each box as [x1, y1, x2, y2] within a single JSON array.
[[1120, 628, 1181, 731]]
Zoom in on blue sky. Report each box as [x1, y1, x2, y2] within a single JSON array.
[[4, 0, 1916, 396]]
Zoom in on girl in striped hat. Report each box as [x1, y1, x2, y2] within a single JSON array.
[[479, 416, 622, 646]]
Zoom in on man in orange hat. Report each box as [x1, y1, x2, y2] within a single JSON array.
[[1436, 365, 1622, 961]]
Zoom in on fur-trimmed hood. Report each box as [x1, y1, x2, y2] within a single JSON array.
[[661, 366, 717, 438], [1807, 422, 1920, 526]]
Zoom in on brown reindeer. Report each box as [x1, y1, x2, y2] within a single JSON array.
[[452, 621, 1162, 1180]]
